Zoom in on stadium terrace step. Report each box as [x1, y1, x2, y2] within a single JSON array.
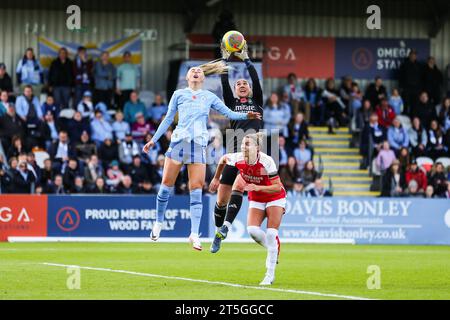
[[315, 162, 361, 170], [323, 169, 369, 177], [311, 140, 349, 146], [322, 176, 372, 182], [308, 126, 350, 133], [333, 191, 381, 197], [320, 154, 363, 160], [332, 183, 372, 192], [314, 148, 360, 155], [309, 134, 352, 141]]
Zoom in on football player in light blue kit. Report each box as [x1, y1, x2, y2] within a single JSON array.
[[143, 61, 261, 250]]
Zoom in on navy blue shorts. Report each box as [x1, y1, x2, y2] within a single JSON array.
[[165, 140, 206, 164]]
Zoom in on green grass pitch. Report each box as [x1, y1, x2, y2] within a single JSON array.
[[0, 242, 449, 300]]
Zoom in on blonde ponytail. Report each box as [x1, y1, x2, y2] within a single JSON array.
[[198, 59, 230, 76]]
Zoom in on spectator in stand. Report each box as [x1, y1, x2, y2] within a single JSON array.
[[48, 174, 66, 194], [405, 158, 427, 193], [426, 119, 448, 160], [424, 185, 435, 198], [106, 160, 124, 188], [288, 112, 309, 148], [116, 51, 140, 110], [15, 85, 43, 122], [322, 78, 347, 134], [12, 160, 37, 193], [398, 147, 410, 173], [339, 75, 353, 112], [97, 137, 119, 168], [356, 99, 372, 131], [405, 180, 423, 198], [112, 111, 130, 142], [0, 91, 10, 117], [75, 131, 97, 164], [388, 88, 404, 115], [48, 47, 74, 109], [77, 91, 95, 121], [293, 139, 312, 172], [41, 158, 57, 192], [205, 136, 225, 174], [7, 135, 25, 160], [381, 159, 406, 197], [289, 178, 306, 197], [360, 113, 386, 168], [364, 76, 387, 111], [408, 117, 428, 158], [0, 63, 13, 100], [441, 182, 450, 199], [279, 156, 299, 191], [16, 48, 43, 97], [263, 92, 291, 138], [43, 111, 60, 150], [49, 130, 75, 172], [376, 98, 396, 128], [123, 90, 147, 124], [127, 155, 149, 190], [73, 46, 94, 108], [428, 162, 447, 196], [131, 112, 155, 144], [277, 136, 291, 167], [303, 78, 323, 125], [0, 156, 11, 194], [89, 177, 110, 194], [67, 111, 91, 143], [350, 82, 363, 116], [63, 158, 80, 193], [41, 95, 60, 119], [118, 132, 140, 167], [116, 175, 137, 194], [399, 49, 424, 115], [387, 117, 409, 155], [94, 51, 116, 109], [283, 73, 304, 115], [413, 91, 435, 129], [307, 178, 332, 197], [300, 160, 319, 190], [138, 179, 155, 194], [423, 56, 443, 105], [91, 109, 113, 146], [376, 140, 397, 172], [84, 154, 105, 187], [72, 176, 86, 194], [148, 94, 168, 125], [436, 97, 450, 129]]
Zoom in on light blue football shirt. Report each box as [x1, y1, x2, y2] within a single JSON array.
[[152, 88, 248, 146]]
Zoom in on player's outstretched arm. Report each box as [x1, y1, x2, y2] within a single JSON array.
[[211, 94, 261, 120], [209, 155, 229, 193]]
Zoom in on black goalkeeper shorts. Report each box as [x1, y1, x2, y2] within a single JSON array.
[[219, 164, 239, 186]]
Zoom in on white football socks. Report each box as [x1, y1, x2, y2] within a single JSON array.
[[247, 226, 267, 248]]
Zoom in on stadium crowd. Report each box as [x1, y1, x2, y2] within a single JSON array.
[[0, 47, 449, 198]]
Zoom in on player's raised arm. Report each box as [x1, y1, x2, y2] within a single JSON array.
[[220, 44, 235, 107], [235, 41, 263, 107], [211, 94, 261, 121]]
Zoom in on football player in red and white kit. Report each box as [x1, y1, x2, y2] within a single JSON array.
[[209, 133, 286, 285]]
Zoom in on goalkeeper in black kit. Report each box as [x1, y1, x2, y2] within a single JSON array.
[[210, 41, 264, 253]]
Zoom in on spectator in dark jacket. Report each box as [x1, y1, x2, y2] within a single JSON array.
[[303, 78, 324, 125], [12, 161, 37, 193], [381, 159, 406, 197], [94, 51, 116, 109], [426, 120, 448, 160], [84, 154, 105, 187], [49, 130, 75, 172], [73, 46, 94, 108], [67, 111, 91, 143], [307, 178, 332, 197], [0, 63, 13, 100], [115, 175, 137, 194], [423, 56, 443, 105], [364, 76, 387, 111], [399, 49, 424, 115], [288, 112, 309, 147], [63, 158, 80, 193], [360, 113, 387, 168], [428, 162, 448, 197], [7, 135, 26, 160], [97, 138, 119, 168], [47, 174, 66, 194], [41, 95, 60, 119], [89, 177, 110, 194], [127, 155, 149, 189], [48, 48, 74, 109], [413, 92, 436, 129], [0, 104, 25, 152], [75, 131, 97, 163], [278, 156, 299, 191], [40, 158, 57, 192]]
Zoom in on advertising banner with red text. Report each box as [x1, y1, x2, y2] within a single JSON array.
[[0, 195, 48, 241]]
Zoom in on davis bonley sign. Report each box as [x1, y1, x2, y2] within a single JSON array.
[[209, 196, 450, 245]]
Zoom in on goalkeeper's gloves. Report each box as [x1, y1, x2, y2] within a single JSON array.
[[221, 43, 232, 60], [234, 41, 249, 60]]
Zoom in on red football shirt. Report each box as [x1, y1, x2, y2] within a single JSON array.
[[226, 152, 286, 202]]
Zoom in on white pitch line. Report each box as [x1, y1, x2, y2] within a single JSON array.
[[41, 262, 375, 300]]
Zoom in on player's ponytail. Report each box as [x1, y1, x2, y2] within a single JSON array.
[[198, 59, 230, 76]]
